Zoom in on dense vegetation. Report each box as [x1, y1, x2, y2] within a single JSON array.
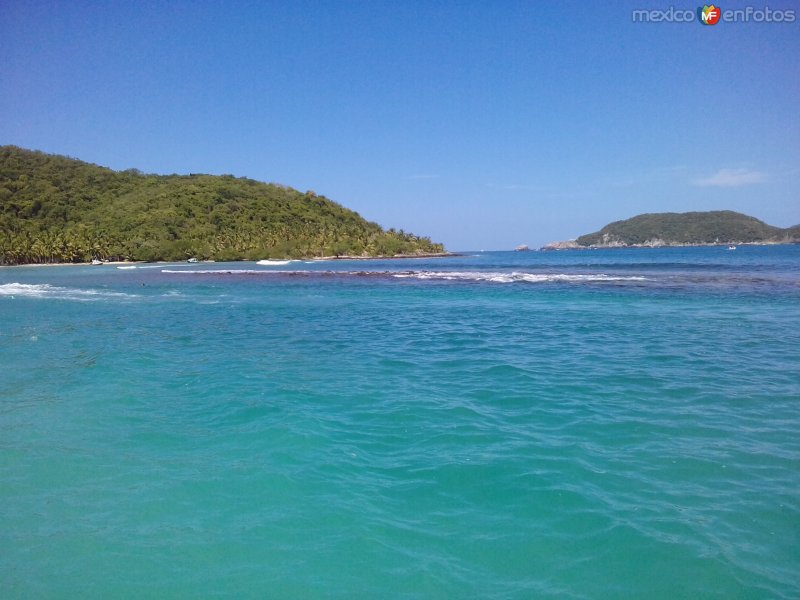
[[576, 211, 799, 247], [0, 146, 445, 264]]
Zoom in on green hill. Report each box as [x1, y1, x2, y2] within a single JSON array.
[[0, 145, 444, 264], [575, 211, 798, 247]]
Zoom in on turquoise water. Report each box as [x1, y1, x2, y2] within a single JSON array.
[[1, 247, 799, 598]]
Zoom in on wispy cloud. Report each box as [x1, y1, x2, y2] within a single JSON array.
[[693, 168, 767, 187]]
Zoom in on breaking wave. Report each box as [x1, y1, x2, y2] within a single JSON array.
[[161, 269, 279, 274], [390, 271, 651, 283], [116, 264, 166, 270], [0, 283, 136, 301], [256, 259, 299, 266], [159, 269, 651, 284]]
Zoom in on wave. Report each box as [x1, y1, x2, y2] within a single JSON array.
[[116, 264, 172, 270], [161, 269, 279, 274], [390, 271, 651, 283], [0, 283, 137, 301], [256, 259, 298, 266], [158, 268, 650, 284]]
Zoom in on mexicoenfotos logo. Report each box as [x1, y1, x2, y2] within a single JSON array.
[[632, 5, 797, 23], [699, 5, 721, 25]]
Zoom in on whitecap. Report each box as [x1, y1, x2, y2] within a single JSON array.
[[390, 271, 650, 284], [0, 283, 137, 301], [116, 264, 169, 270], [256, 259, 295, 266], [161, 269, 284, 274], [156, 269, 652, 284]]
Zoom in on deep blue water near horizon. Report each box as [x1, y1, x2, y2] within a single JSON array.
[[1, 247, 799, 598]]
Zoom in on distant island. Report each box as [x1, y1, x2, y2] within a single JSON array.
[[543, 211, 800, 249], [0, 146, 445, 265]]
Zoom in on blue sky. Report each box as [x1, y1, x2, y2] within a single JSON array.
[[1, 1, 798, 249]]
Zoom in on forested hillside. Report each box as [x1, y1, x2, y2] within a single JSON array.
[[575, 211, 798, 247], [0, 146, 444, 264]]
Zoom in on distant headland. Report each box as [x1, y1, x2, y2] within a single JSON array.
[[542, 211, 800, 250], [0, 146, 446, 265]]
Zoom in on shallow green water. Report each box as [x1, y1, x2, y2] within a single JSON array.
[[1, 248, 799, 598]]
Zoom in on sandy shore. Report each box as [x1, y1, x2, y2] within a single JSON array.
[[1, 253, 459, 269], [0, 260, 144, 269]]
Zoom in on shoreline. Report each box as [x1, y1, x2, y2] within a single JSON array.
[[0, 260, 142, 269], [0, 252, 460, 269]]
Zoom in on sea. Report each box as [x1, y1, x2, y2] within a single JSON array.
[[1, 246, 798, 599]]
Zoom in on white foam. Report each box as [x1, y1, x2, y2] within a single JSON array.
[[390, 271, 650, 283], [116, 264, 170, 270], [0, 283, 137, 301], [156, 269, 651, 284], [256, 259, 295, 266], [161, 269, 281, 274]]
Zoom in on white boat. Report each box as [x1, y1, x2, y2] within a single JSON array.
[[91, 258, 103, 265], [728, 246, 737, 250], [187, 257, 199, 263]]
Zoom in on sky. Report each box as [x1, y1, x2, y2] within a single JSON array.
[[1, 1, 798, 250]]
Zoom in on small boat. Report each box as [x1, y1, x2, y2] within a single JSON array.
[[728, 246, 737, 250], [91, 258, 103, 265], [187, 257, 199, 263]]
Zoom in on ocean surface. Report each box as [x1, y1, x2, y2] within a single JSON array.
[[1, 246, 799, 599]]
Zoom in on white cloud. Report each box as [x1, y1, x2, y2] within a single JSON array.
[[693, 168, 766, 187]]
